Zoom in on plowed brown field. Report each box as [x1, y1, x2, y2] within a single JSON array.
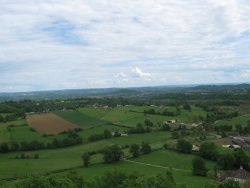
[[27, 113, 79, 134]]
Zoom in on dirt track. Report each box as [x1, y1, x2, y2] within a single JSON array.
[[27, 113, 79, 135]]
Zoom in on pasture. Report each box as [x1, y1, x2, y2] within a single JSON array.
[[53, 110, 108, 128], [215, 114, 250, 128], [27, 113, 79, 134]]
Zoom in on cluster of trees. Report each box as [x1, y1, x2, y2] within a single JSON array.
[[0, 130, 82, 153], [198, 142, 250, 171], [127, 123, 152, 134], [82, 144, 125, 167], [214, 125, 233, 132], [47, 130, 83, 149], [15, 171, 85, 188], [235, 121, 250, 134], [88, 129, 120, 142], [143, 107, 181, 117], [129, 142, 152, 157], [217, 149, 250, 170], [101, 144, 124, 163], [14, 169, 245, 188], [205, 110, 238, 123], [15, 170, 179, 188], [176, 138, 193, 153], [15, 153, 39, 159]]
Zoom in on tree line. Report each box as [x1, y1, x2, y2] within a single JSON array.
[[0, 130, 83, 153]]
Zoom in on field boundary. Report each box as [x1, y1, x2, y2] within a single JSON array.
[[124, 159, 191, 172]]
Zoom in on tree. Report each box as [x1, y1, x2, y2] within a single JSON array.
[[34, 153, 39, 159], [144, 119, 154, 127], [199, 142, 218, 161], [82, 153, 91, 167], [192, 157, 207, 176], [0, 114, 4, 122], [217, 153, 235, 170], [103, 130, 112, 139], [15, 173, 84, 188], [129, 144, 140, 158], [219, 179, 240, 188], [140, 142, 152, 154], [233, 149, 250, 170], [0, 142, 9, 153], [171, 131, 179, 139], [235, 124, 243, 133], [176, 138, 192, 153], [183, 104, 191, 111], [101, 145, 124, 163], [10, 141, 19, 151]]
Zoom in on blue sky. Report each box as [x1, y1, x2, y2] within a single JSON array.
[[0, 0, 250, 92]]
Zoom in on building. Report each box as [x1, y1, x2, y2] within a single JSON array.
[[216, 167, 249, 184]]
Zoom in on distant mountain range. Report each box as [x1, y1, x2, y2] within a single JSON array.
[[0, 83, 249, 101]]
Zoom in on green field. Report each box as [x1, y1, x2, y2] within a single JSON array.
[[53, 110, 108, 128], [215, 114, 250, 128], [74, 160, 212, 188], [0, 106, 246, 187], [9, 125, 67, 143], [78, 107, 111, 119]]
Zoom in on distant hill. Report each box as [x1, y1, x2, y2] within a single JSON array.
[[0, 83, 249, 101], [185, 83, 250, 92]]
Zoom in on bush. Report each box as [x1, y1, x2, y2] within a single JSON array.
[[34, 154, 39, 159]]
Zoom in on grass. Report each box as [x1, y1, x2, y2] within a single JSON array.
[[9, 125, 67, 143], [53, 110, 108, 128], [131, 149, 216, 171], [100, 107, 145, 122], [77, 125, 128, 143], [109, 131, 172, 146], [215, 114, 250, 128], [92, 106, 207, 128], [74, 153, 215, 188], [78, 107, 111, 119]]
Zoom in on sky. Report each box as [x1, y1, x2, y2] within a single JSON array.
[[0, 0, 250, 92]]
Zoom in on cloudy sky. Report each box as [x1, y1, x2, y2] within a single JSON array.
[[0, 0, 250, 92]]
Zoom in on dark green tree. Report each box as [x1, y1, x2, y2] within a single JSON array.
[[101, 145, 124, 163], [217, 153, 235, 170], [171, 131, 179, 139], [140, 142, 152, 154], [199, 142, 218, 161], [10, 141, 19, 151], [219, 179, 240, 188], [82, 153, 91, 167], [144, 119, 154, 127], [233, 149, 250, 170], [176, 138, 192, 153], [0, 142, 9, 153], [183, 104, 191, 111], [103, 130, 112, 139], [192, 157, 207, 176], [129, 144, 140, 158]]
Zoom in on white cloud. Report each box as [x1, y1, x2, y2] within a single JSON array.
[[132, 67, 151, 78]]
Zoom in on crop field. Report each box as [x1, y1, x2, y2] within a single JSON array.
[[53, 110, 108, 128], [27, 113, 79, 134]]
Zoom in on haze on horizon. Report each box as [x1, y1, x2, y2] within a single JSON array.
[[0, 0, 250, 92]]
